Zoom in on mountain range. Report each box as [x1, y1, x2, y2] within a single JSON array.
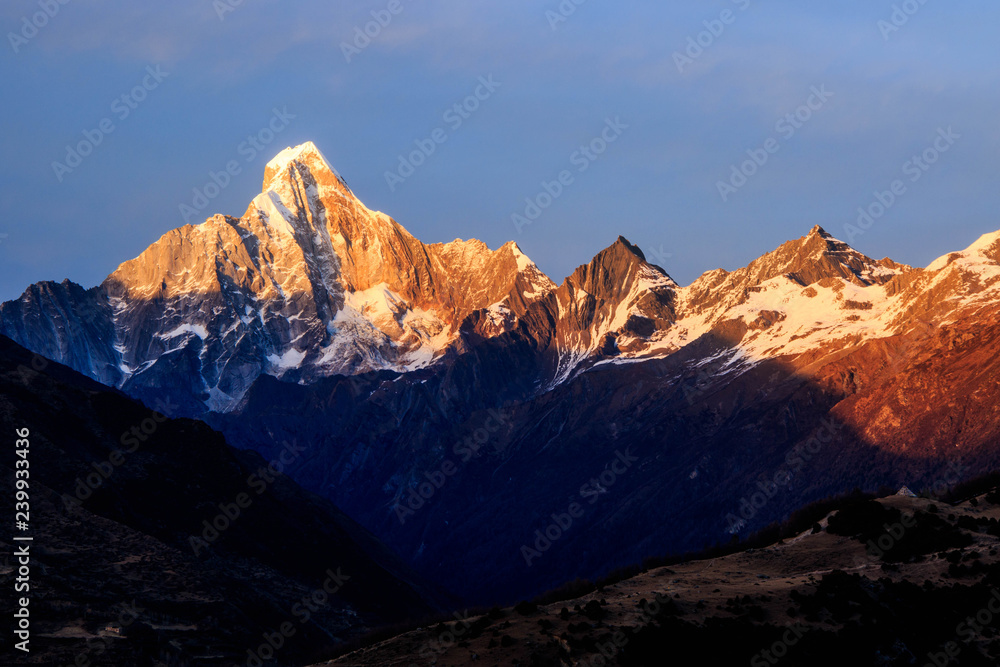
[[5, 142, 1000, 606]]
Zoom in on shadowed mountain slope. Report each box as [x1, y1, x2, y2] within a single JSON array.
[[0, 335, 447, 666]]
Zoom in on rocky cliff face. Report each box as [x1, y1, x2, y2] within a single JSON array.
[[1, 143, 555, 413], [519, 236, 679, 383], [5, 142, 1000, 605], [5, 144, 964, 415]]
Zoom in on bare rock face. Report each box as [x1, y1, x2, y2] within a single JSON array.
[[519, 236, 680, 383], [0, 280, 120, 386], [2, 143, 555, 412], [3, 143, 999, 419]]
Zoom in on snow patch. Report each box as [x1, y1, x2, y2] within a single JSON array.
[[266, 142, 337, 178], [267, 348, 307, 371], [160, 324, 209, 340]]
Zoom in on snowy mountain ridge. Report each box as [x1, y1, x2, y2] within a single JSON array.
[[3, 142, 999, 414]]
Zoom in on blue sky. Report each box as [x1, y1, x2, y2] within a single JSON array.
[[2, 1, 999, 302]]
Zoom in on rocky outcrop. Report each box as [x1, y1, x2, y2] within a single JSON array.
[[519, 236, 679, 382]]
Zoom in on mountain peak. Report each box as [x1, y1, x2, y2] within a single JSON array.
[[744, 224, 905, 287], [564, 238, 651, 288], [926, 228, 1000, 273], [564, 237, 675, 303], [613, 235, 647, 261], [808, 224, 832, 239], [262, 141, 344, 191], [266, 141, 331, 172]]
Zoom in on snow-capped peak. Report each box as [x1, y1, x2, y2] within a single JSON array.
[[263, 141, 346, 192], [926, 229, 1000, 272], [966, 229, 1000, 257], [13, 136, 1000, 419], [510, 242, 533, 272], [69, 141, 566, 411], [266, 141, 334, 174]]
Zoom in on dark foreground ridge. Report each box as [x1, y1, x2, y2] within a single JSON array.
[[322, 487, 1000, 666], [0, 335, 447, 666]]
